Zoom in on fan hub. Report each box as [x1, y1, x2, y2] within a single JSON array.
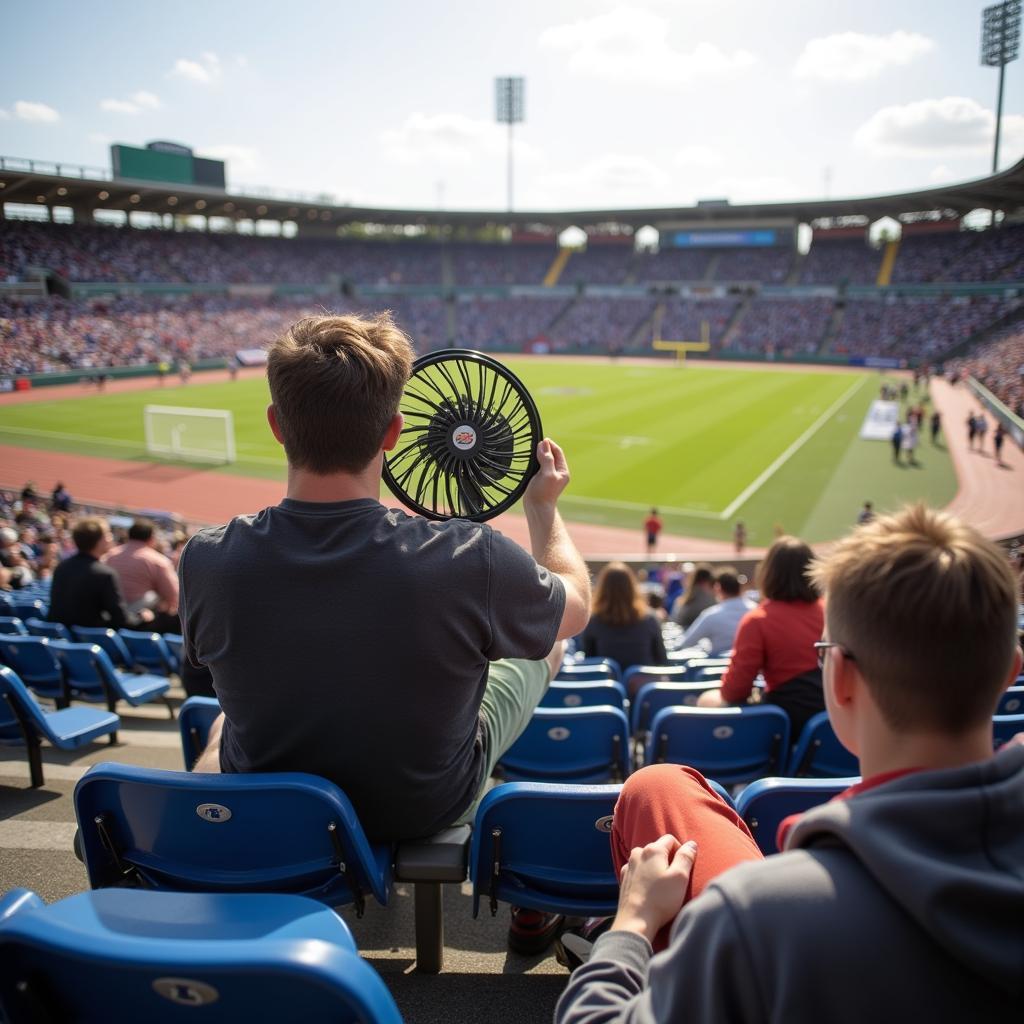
[[449, 422, 481, 458]]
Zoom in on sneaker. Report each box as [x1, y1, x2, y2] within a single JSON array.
[[507, 907, 565, 955], [554, 916, 613, 971]]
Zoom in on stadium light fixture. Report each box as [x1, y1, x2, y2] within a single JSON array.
[[495, 76, 525, 213], [981, 1, 1021, 173]]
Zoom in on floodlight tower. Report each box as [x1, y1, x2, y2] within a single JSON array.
[[495, 77, 525, 212], [981, 1, 1021, 173]]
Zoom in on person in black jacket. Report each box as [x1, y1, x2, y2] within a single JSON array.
[[47, 518, 153, 629]]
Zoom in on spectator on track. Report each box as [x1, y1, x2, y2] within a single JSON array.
[[104, 517, 180, 633], [643, 508, 662, 556], [671, 564, 715, 629], [678, 569, 754, 656], [555, 506, 1023, 1024]]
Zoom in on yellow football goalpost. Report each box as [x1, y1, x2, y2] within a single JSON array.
[[651, 305, 711, 364]]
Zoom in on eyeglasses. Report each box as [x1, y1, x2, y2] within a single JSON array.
[[813, 640, 855, 671]]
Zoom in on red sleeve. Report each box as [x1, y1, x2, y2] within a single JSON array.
[[719, 611, 762, 703]]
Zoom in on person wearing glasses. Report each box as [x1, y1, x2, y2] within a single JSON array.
[[556, 505, 1023, 1022]]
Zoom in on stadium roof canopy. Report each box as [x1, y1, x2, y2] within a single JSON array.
[[1, 152, 1023, 234]]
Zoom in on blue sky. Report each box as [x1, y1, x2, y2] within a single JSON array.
[[1, 0, 1021, 211]]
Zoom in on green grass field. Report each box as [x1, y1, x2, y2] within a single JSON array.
[[0, 360, 957, 545]]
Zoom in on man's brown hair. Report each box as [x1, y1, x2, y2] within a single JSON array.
[[266, 313, 414, 474], [811, 504, 1020, 733], [759, 536, 819, 603], [72, 517, 107, 554]]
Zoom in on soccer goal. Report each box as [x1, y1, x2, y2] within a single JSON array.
[[143, 405, 237, 464]]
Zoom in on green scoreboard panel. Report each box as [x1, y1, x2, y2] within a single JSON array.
[[111, 144, 226, 189]]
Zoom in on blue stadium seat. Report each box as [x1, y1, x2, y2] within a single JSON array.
[[71, 626, 134, 669], [556, 660, 619, 683], [992, 713, 1024, 750], [0, 635, 67, 704], [735, 776, 859, 855], [9, 599, 45, 621], [0, 666, 120, 787], [630, 680, 723, 737], [74, 762, 393, 918], [996, 687, 1024, 716], [0, 888, 403, 1023], [119, 629, 179, 675], [0, 617, 28, 636], [49, 640, 173, 717], [179, 695, 221, 769], [540, 680, 627, 710], [470, 782, 621, 918], [497, 706, 630, 783], [163, 632, 185, 670], [24, 618, 72, 641], [643, 706, 791, 785], [788, 712, 859, 777], [621, 664, 689, 699]]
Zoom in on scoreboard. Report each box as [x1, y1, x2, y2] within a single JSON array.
[[111, 142, 226, 189]]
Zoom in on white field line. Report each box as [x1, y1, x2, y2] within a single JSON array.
[[718, 376, 867, 521]]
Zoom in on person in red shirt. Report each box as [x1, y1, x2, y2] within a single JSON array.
[[697, 535, 824, 737], [643, 508, 662, 556]]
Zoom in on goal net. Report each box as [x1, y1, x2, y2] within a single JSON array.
[[143, 405, 237, 464]]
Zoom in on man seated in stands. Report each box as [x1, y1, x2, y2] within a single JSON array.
[[556, 505, 1022, 1022], [677, 568, 752, 655], [48, 517, 154, 630], [104, 517, 180, 633], [181, 314, 590, 850]]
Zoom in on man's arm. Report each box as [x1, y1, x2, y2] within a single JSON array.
[[678, 606, 715, 650], [151, 552, 180, 614], [97, 567, 131, 630], [522, 438, 590, 641]]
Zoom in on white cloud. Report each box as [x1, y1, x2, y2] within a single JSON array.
[[100, 91, 161, 115], [202, 144, 260, 176], [88, 132, 112, 145], [701, 174, 802, 202], [539, 6, 755, 86], [13, 100, 60, 123], [928, 164, 955, 183], [538, 154, 670, 204], [674, 145, 720, 167], [380, 112, 541, 165], [794, 30, 934, 82], [171, 52, 222, 84], [0, 109, 9, 120], [855, 96, 1024, 157]]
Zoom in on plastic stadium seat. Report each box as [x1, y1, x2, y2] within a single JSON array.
[[24, 618, 72, 641], [556, 661, 619, 683], [630, 681, 723, 737], [0, 888, 403, 1024], [163, 632, 184, 670], [540, 680, 627, 710], [993, 713, 1024, 750], [0, 635, 67, 704], [9, 599, 45, 621], [49, 640, 173, 717], [71, 626, 134, 669], [0, 666, 120, 787], [0, 617, 28, 636], [119, 629, 179, 675], [179, 695, 221, 770], [735, 776, 858, 855], [497, 706, 630, 783], [74, 762, 393, 918], [643, 706, 791, 785], [996, 687, 1024, 716], [470, 782, 621, 918], [622, 664, 689, 699], [788, 712, 860, 777]]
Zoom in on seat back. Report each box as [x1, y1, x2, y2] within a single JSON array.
[[556, 661, 618, 683], [73, 763, 392, 911], [49, 641, 113, 698], [788, 712, 859, 777], [120, 629, 177, 675], [498, 706, 630, 782], [163, 633, 184, 669], [540, 680, 626, 710], [0, 888, 403, 1024], [10, 599, 45, 620], [0, 665, 48, 743], [996, 687, 1024, 716], [469, 782, 621, 917], [0, 635, 64, 698], [735, 777, 859, 855], [0, 617, 28, 636], [621, 664, 688, 699], [179, 696, 222, 769], [71, 626, 133, 669], [992, 713, 1024, 750], [630, 681, 722, 735], [24, 618, 72, 641], [644, 706, 791, 784]]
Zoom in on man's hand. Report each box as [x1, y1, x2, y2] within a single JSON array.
[[611, 835, 697, 945], [523, 439, 570, 511], [138, 608, 155, 623]]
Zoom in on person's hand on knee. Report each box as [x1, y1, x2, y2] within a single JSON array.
[[611, 835, 697, 944]]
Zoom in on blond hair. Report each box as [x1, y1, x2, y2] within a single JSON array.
[[811, 505, 1019, 733], [266, 312, 413, 474]]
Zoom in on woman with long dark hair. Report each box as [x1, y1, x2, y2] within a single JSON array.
[[580, 561, 667, 672]]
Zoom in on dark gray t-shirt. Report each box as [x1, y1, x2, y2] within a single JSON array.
[[179, 498, 565, 841]]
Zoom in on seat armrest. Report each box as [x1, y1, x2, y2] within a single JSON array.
[[394, 825, 471, 882]]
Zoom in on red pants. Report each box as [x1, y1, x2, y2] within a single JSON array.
[[611, 764, 764, 950]]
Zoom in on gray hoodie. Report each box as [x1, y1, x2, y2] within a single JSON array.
[[555, 745, 1024, 1024]]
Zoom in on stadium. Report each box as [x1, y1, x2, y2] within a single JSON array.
[[1, 3, 1023, 1021]]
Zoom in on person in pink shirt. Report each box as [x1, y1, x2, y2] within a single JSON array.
[[104, 518, 179, 633]]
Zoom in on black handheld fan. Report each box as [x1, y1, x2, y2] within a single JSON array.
[[382, 349, 543, 522]]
